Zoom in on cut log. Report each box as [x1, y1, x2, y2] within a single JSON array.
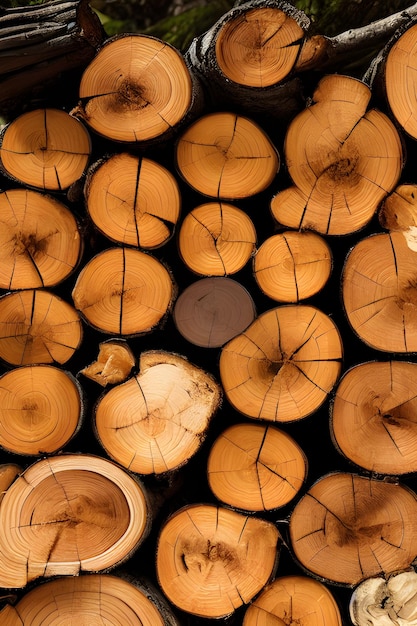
[[173, 276, 256, 347], [185, 0, 309, 119], [0, 464, 21, 504], [207, 422, 307, 511], [331, 360, 417, 476], [0, 188, 82, 290], [156, 503, 280, 618], [72, 247, 175, 335], [84, 153, 181, 249], [271, 74, 404, 235], [0, 289, 82, 366], [289, 472, 417, 586], [175, 111, 280, 199], [0, 365, 83, 456], [0, 573, 180, 626], [243, 575, 343, 625], [73, 33, 202, 144], [0, 0, 104, 116], [0, 454, 150, 589], [253, 230, 332, 302], [178, 201, 257, 276], [94, 350, 222, 475], [80, 339, 135, 386], [0, 108, 91, 191], [219, 305, 343, 422], [379, 182, 417, 253], [342, 231, 417, 353]]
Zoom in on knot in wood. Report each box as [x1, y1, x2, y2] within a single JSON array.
[[111, 79, 149, 112]]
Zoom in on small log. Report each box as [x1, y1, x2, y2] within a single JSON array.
[[80, 339, 135, 386], [0, 289, 82, 366], [156, 503, 280, 618], [0, 188, 82, 290], [94, 350, 222, 475], [178, 201, 257, 276], [173, 276, 256, 347], [0, 573, 180, 625], [253, 230, 332, 302], [175, 111, 280, 199], [271, 74, 404, 235], [0, 465, 21, 504], [243, 575, 343, 625], [342, 231, 417, 353], [84, 153, 181, 249], [379, 182, 417, 253], [71, 247, 175, 336], [0, 365, 83, 456], [0, 454, 150, 589], [0, 108, 91, 191], [207, 422, 307, 511], [331, 360, 417, 476], [219, 305, 343, 422], [289, 472, 417, 586], [72, 33, 203, 144]]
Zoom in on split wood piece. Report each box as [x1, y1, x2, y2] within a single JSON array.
[[342, 230, 417, 353], [94, 350, 221, 475], [0, 454, 150, 588], [80, 339, 135, 386], [350, 570, 417, 626], [185, 0, 309, 120], [219, 305, 343, 422], [289, 472, 417, 586], [0, 365, 83, 456], [243, 575, 342, 625], [173, 277, 256, 348], [156, 503, 280, 619], [0, 573, 180, 626], [0, 108, 91, 191], [74, 33, 199, 144], [0, 289, 82, 366], [84, 153, 181, 249], [207, 422, 307, 512], [0, 0, 104, 115], [385, 22, 417, 141], [0, 188, 82, 290], [0, 464, 21, 504], [331, 360, 417, 476], [270, 74, 403, 235], [253, 230, 332, 302], [72, 247, 175, 336], [178, 201, 256, 276], [175, 111, 280, 200], [379, 183, 417, 251]]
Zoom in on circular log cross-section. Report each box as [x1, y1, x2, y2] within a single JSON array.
[[0, 574, 177, 626], [342, 231, 417, 353], [207, 423, 307, 512], [219, 305, 343, 422], [176, 111, 279, 199], [178, 202, 256, 276], [0, 454, 150, 588], [253, 230, 332, 302], [331, 360, 417, 475], [0, 108, 91, 191], [72, 247, 175, 335], [215, 6, 305, 88], [156, 503, 280, 618], [75, 34, 194, 143], [385, 22, 417, 141], [0, 289, 82, 366], [94, 350, 221, 475], [289, 472, 417, 586], [0, 188, 82, 290], [173, 277, 256, 348], [243, 575, 342, 626], [0, 365, 83, 456], [84, 153, 181, 249], [271, 74, 403, 235]]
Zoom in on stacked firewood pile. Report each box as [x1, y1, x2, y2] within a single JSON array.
[[3, 0, 417, 624]]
